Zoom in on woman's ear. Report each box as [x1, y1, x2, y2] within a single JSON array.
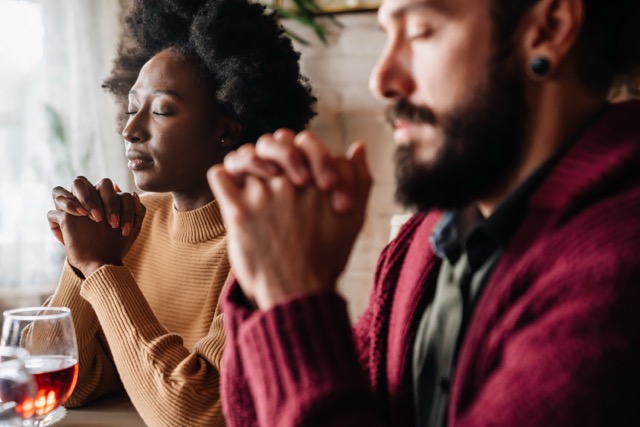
[[219, 118, 246, 149]]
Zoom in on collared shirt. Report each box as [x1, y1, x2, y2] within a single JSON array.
[[411, 141, 577, 427]]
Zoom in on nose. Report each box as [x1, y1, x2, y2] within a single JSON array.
[[121, 112, 147, 144], [369, 40, 415, 101]]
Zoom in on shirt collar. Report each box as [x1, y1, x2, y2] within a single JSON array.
[[430, 133, 577, 271]]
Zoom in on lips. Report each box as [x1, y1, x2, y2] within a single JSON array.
[[126, 152, 153, 171], [393, 119, 415, 144]]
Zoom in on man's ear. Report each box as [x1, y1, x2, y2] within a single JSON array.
[[219, 118, 246, 149], [518, 0, 584, 81]]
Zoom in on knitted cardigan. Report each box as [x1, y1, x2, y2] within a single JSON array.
[[221, 101, 640, 427]]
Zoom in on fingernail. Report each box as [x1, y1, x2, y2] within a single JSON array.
[[91, 209, 103, 222], [110, 214, 119, 229], [122, 222, 131, 236], [76, 207, 89, 216], [133, 192, 140, 202]]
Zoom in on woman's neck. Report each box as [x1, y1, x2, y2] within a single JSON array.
[[171, 187, 215, 212]]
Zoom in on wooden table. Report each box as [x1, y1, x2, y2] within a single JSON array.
[[57, 393, 145, 426]]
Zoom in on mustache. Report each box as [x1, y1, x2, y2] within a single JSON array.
[[386, 98, 437, 127]]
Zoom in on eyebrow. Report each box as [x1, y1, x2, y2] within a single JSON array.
[[128, 89, 181, 99]]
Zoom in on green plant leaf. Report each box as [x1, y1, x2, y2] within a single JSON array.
[[284, 29, 310, 45], [267, 0, 341, 45]]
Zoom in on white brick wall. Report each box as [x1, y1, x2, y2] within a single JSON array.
[[289, 14, 406, 321]]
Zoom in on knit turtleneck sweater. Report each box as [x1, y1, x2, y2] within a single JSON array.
[[45, 192, 229, 427]]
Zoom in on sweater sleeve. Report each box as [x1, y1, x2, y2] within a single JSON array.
[[79, 265, 225, 427], [222, 282, 387, 427], [43, 260, 122, 407]]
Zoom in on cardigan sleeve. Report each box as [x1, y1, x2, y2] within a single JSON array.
[[43, 260, 123, 407], [79, 265, 226, 427], [222, 283, 387, 427]]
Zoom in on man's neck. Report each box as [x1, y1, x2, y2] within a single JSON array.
[[476, 80, 608, 218]]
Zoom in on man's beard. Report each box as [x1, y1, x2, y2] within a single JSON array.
[[391, 56, 527, 213]]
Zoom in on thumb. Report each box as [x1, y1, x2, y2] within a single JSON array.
[[132, 192, 146, 231], [47, 210, 65, 245], [347, 141, 373, 205], [207, 164, 244, 224]]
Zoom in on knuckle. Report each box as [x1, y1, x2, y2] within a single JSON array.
[[271, 176, 294, 195], [273, 128, 296, 141], [96, 178, 113, 189], [255, 133, 274, 147], [237, 144, 256, 156], [223, 151, 238, 166], [294, 130, 317, 146], [53, 194, 68, 206], [52, 186, 66, 197]]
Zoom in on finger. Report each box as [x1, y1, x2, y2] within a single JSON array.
[[71, 176, 104, 222], [113, 183, 122, 193], [224, 145, 280, 184], [254, 132, 310, 186], [329, 158, 357, 214], [95, 178, 121, 229], [207, 165, 245, 223], [293, 131, 338, 190], [347, 141, 373, 188], [52, 186, 89, 216], [47, 210, 65, 245], [328, 142, 372, 214], [119, 193, 136, 236], [347, 141, 373, 206]]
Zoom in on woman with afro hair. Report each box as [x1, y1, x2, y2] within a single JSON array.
[[44, 0, 316, 425]]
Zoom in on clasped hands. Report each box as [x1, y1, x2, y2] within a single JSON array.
[[47, 177, 146, 279], [208, 129, 372, 310]]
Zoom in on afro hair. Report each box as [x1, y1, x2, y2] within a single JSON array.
[[103, 0, 317, 144]]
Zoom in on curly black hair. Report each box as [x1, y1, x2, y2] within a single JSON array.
[[103, 0, 316, 145], [491, 0, 640, 95]]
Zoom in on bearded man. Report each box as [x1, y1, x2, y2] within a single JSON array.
[[208, 0, 640, 425]]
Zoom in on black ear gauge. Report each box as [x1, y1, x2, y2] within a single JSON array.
[[530, 56, 551, 78]]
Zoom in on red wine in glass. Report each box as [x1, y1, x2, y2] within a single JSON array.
[[2, 307, 79, 426], [25, 356, 79, 418]]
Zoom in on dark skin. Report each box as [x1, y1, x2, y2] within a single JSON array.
[[48, 48, 243, 278]]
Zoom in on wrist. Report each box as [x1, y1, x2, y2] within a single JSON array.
[[253, 276, 332, 311], [80, 259, 123, 278]]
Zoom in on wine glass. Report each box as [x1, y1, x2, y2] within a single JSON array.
[[0, 346, 36, 427], [1, 308, 78, 427]]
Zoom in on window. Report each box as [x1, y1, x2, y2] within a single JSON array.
[[0, 0, 127, 292]]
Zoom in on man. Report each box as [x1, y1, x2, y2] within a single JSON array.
[[208, 0, 640, 425]]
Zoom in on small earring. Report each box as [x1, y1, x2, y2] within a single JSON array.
[[221, 138, 225, 144], [529, 56, 551, 79]]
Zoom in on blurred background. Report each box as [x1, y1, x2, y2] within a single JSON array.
[[0, 0, 403, 322]]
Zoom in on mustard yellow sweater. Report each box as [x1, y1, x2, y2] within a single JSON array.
[[45, 192, 229, 427]]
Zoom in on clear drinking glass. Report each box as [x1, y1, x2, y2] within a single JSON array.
[[1, 308, 78, 427], [0, 346, 36, 427]]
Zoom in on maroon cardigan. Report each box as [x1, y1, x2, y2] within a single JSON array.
[[221, 101, 640, 427]]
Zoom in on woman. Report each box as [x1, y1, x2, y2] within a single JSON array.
[[44, 0, 315, 426]]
